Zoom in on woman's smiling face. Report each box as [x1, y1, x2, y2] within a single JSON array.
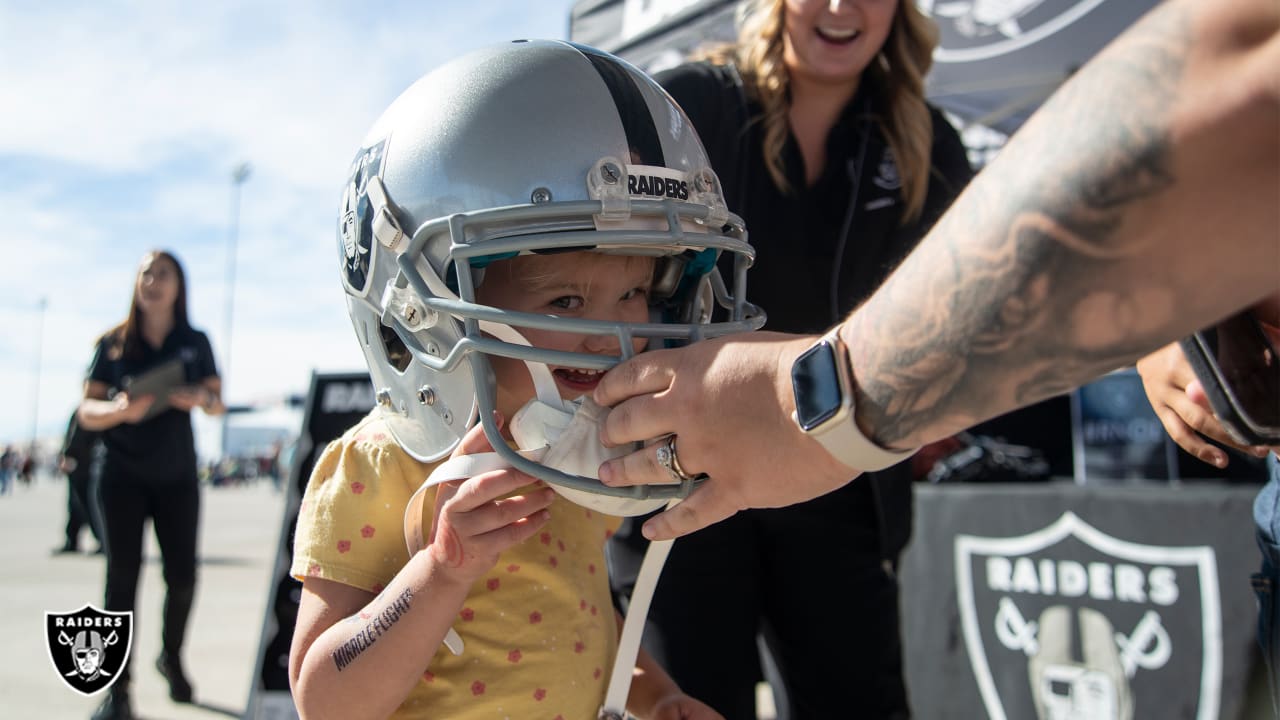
[[134, 252, 181, 317], [782, 0, 899, 87]]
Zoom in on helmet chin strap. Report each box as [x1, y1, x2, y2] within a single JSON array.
[[475, 320, 567, 413]]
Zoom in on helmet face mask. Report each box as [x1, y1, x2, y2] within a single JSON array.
[[338, 40, 763, 503]]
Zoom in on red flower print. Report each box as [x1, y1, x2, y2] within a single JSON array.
[[361, 524, 375, 538], [529, 611, 542, 624], [588, 563, 596, 574], [540, 532, 552, 546], [460, 608, 475, 622], [585, 509, 594, 518], [486, 578, 500, 591], [590, 605, 597, 616], [533, 688, 546, 701], [350, 481, 365, 494], [579, 599, 587, 611], [593, 667, 602, 679], [557, 540, 565, 552], [308, 563, 321, 576], [605, 528, 615, 540], [371, 583, 385, 594], [471, 680, 485, 696], [337, 540, 351, 554], [508, 649, 522, 663], [506, 563, 520, 573], [549, 556, 559, 568], [574, 641, 585, 654], [555, 716, 565, 720], [423, 671, 435, 683]]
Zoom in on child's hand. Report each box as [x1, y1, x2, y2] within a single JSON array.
[[425, 418, 555, 587], [648, 694, 725, 720]]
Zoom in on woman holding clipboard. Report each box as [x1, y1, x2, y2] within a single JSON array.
[[77, 249, 222, 720]]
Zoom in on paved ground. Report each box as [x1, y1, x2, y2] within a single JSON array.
[[1, 474, 287, 720]]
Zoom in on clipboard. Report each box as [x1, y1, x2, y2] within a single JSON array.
[[122, 358, 187, 421]]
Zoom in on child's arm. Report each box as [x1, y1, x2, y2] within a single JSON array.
[[289, 422, 555, 720], [621, 610, 726, 720]]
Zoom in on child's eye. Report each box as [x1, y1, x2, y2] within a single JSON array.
[[549, 296, 584, 311], [621, 287, 649, 302]]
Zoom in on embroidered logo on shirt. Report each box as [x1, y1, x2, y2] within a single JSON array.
[[872, 148, 901, 191]]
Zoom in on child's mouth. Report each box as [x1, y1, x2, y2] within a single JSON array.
[[553, 368, 605, 392]]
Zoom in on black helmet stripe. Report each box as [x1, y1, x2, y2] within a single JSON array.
[[572, 43, 666, 167]]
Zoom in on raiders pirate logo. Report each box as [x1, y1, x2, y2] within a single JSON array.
[[919, 0, 1108, 62], [339, 139, 386, 296], [45, 605, 133, 696], [956, 512, 1221, 720]]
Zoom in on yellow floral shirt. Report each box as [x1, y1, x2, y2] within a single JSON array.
[[291, 410, 623, 719]]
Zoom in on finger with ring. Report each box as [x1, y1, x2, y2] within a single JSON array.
[[656, 434, 699, 483]]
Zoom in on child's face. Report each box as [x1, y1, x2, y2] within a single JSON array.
[[475, 251, 655, 417]]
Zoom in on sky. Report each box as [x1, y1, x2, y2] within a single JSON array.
[[0, 1, 581, 450]]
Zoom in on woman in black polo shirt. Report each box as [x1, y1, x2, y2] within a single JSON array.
[[77, 249, 222, 720]]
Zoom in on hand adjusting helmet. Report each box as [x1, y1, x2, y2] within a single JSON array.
[[338, 39, 763, 512]]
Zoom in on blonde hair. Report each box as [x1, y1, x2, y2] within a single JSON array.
[[696, 0, 939, 222]]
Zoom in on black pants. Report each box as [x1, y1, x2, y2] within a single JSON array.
[[65, 468, 103, 548], [609, 480, 910, 720], [97, 467, 200, 685]]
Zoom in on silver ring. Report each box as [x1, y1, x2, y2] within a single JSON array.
[[656, 434, 698, 483]]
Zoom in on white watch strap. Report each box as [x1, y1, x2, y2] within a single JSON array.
[[806, 410, 916, 472]]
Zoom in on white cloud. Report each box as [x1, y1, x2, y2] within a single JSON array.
[[0, 0, 579, 445]]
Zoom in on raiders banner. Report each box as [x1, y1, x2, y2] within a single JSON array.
[[901, 483, 1262, 719], [245, 371, 375, 720]]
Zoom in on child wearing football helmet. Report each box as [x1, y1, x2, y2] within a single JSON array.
[[288, 39, 760, 720]]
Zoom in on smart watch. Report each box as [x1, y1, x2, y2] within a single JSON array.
[[790, 328, 916, 472]]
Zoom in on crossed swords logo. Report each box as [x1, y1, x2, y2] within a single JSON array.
[[994, 596, 1172, 676], [57, 629, 121, 681]]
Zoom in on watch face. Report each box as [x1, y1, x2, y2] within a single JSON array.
[[792, 340, 845, 431]]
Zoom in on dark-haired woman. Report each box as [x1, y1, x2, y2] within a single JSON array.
[[78, 250, 222, 720]]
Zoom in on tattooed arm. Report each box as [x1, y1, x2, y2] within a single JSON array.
[[844, 0, 1280, 449], [595, 0, 1279, 540]]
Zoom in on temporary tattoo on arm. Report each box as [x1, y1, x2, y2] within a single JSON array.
[[331, 588, 414, 671], [849, 2, 1192, 446]]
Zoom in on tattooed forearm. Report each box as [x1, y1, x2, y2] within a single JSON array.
[[332, 588, 414, 671], [849, 2, 1195, 447]]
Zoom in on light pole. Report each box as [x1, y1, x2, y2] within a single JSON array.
[[221, 162, 252, 459], [30, 297, 47, 458]]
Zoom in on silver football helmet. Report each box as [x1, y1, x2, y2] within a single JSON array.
[[338, 39, 762, 502]]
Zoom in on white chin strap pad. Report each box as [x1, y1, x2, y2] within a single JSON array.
[[511, 396, 670, 517]]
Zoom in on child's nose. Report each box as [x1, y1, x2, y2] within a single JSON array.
[[583, 331, 623, 354]]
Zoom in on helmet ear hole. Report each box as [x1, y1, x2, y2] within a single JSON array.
[[380, 324, 412, 373]]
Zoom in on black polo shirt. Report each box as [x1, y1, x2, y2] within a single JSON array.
[[656, 62, 974, 334], [86, 325, 218, 482]]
